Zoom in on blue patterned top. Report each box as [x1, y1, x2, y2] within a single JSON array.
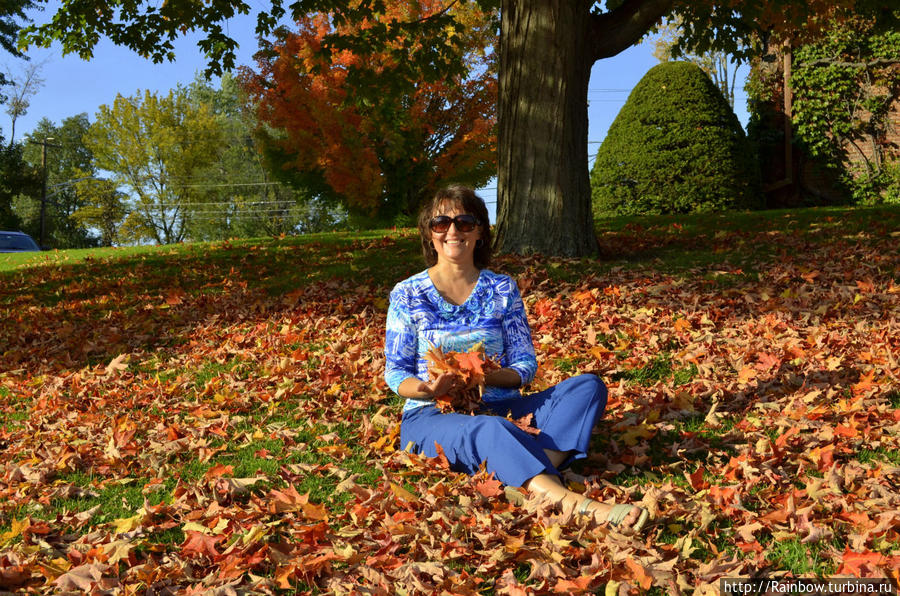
[[384, 269, 538, 412]]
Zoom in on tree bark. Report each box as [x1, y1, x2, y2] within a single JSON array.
[[493, 0, 673, 257], [493, 0, 596, 257]]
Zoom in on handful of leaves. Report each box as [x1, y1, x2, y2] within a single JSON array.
[[425, 344, 500, 414], [424, 345, 541, 436]]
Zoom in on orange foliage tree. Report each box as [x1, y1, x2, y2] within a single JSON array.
[[240, 1, 497, 222]]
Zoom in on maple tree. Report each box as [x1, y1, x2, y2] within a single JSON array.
[[240, 1, 496, 222]]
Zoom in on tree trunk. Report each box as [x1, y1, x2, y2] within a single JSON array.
[[493, 0, 596, 257], [493, 0, 673, 257]]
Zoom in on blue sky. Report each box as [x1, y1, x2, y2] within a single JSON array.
[[8, 8, 749, 222]]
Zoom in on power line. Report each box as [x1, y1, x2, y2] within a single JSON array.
[[131, 200, 299, 209], [175, 181, 282, 188]]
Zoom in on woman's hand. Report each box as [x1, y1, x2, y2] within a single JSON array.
[[418, 372, 460, 398], [398, 373, 460, 399]]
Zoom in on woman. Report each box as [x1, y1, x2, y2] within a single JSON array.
[[384, 185, 648, 533]]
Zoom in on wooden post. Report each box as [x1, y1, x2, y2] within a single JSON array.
[[783, 39, 793, 186]]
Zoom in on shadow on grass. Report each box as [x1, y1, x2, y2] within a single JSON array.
[[0, 232, 420, 374], [594, 204, 900, 270]]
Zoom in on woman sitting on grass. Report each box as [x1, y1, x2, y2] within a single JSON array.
[[383, 185, 649, 533]]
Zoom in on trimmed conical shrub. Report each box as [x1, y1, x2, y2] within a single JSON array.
[[591, 61, 761, 217]]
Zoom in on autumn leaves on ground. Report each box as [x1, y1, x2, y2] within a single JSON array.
[[1, 207, 898, 594]]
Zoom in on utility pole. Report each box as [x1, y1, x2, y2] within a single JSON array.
[[28, 137, 61, 248]]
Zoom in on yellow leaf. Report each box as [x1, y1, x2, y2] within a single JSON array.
[[0, 517, 29, 547], [333, 543, 356, 559], [542, 524, 571, 548], [103, 539, 134, 564], [37, 557, 71, 582], [110, 514, 142, 534], [621, 423, 655, 446], [390, 482, 417, 502], [738, 366, 756, 383], [241, 525, 268, 546], [589, 345, 609, 360], [183, 521, 213, 535]]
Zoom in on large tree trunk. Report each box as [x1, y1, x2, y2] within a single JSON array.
[[493, 0, 674, 257], [493, 0, 596, 257]]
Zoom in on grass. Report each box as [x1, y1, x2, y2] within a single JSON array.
[[1, 203, 898, 592]]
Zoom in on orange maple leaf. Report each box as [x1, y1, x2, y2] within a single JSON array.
[[553, 575, 594, 593], [474, 475, 503, 498], [673, 318, 692, 333], [454, 350, 485, 375], [851, 370, 876, 396], [204, 463, 234, 480], [624, 558, 653, 590], [181, 530, 223, 559], [837, 549, 887, 577]]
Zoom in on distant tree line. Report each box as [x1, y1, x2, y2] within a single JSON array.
[[0, 2, 497, 248]]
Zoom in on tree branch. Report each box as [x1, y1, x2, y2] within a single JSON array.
[[798, 58, 900, 68], [406, 0, 460, 26], [590, 0, 675, 61]]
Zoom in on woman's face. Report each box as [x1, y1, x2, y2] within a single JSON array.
[[430, 203, 482, 267]]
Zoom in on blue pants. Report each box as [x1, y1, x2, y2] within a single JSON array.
[[399, 374, 608, 487]]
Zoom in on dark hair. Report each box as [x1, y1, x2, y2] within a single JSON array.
[[417, 185, 492, 268]]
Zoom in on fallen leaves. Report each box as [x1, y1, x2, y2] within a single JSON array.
[[1, 217, 899, 592]]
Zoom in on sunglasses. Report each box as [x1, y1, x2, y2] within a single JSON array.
[[429, 214, 480, 233]]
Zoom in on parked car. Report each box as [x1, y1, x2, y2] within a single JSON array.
[[0, 231, 42, 253]]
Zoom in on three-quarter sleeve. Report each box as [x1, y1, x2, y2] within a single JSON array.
[[384, 285, 420, 394], [502, 282, 538, 385]]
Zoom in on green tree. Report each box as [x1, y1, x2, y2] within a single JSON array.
[[85, 88, 224, 245], [19, 0, 900, 255], [0, 136, 38, 228], [0, 0, 32, 87], [17, 114, 98, 248], [185, 73, 338, 240], [70, 171, 126, 246], [591, 61, 760, 217]]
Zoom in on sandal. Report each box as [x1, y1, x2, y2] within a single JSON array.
[[578, 498, 649, 533], [504, 486, 527, 506]]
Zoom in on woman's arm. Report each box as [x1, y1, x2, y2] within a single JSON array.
[[397, 372, 460, 399], [499, 281, 538, 386], [485, 367, 523, 388], [385, 286, 424, 396]]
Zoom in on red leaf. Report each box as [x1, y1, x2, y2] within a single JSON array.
[[687, 467, 710, 491]]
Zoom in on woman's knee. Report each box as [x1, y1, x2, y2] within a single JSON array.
[[571, 373, 608, 408]]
